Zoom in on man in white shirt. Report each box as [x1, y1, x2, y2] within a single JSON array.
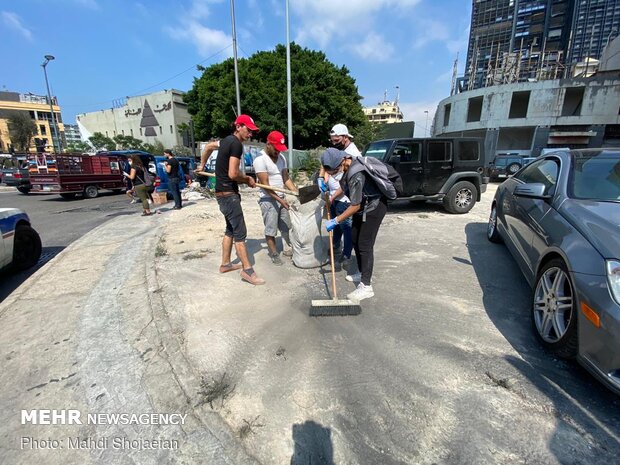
[[317, 123, 362, 194], [253, 131, 297, 265], [330, 123, 362, 157]]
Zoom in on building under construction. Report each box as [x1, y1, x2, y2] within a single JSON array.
[[463, 0, 619, 91]]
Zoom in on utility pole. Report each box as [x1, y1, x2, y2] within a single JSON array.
[[230, 0, 241, 115], [285, 0, 293, 170]]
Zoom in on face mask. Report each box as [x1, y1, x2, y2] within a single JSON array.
[[333, 141, 345, 150]]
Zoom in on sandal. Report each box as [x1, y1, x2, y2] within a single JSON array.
[[141, 212, 152, 216], [219, 262, 242, 273]]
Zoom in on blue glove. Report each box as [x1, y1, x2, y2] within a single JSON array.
[[318, 178, 328, 193], [325, 218, 338, 232]]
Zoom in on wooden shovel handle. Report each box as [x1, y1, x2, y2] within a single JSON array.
[[195, 171, 298, 196]]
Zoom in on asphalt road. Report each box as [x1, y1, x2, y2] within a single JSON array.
[[0, 188, 137, 302]]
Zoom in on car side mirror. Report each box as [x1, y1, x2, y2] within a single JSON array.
[[514, 182, 551, 199]]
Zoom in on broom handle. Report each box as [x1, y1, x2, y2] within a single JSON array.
[[326, 193, 338, 300], [195, 171, 299, 196]]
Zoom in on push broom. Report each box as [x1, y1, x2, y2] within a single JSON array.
[[195, 171, 320, 204], [310, 195, 361, 316]]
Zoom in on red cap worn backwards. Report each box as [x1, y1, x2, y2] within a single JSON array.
[[234, 114, 259, 131], [266, 131, 287, 152]]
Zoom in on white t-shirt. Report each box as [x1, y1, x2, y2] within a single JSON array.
[[327, 171, 349, 202], [253, 150, 287, 199], [345, 142, 362, 157]]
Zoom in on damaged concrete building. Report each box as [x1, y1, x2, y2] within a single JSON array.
[[434, 0, 620, 160]]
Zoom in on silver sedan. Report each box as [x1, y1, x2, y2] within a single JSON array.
[[487, 149, 620, 395]]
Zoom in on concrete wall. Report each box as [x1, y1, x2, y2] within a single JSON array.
[[77, 89, 191, 149]]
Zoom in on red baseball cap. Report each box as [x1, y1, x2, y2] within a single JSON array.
[[266, 131, 287, 152], [234, 114, 259, 131]]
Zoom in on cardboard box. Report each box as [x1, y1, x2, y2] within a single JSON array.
[[152, 191, 169, 205]]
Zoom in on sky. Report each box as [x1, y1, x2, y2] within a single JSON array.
[[0, 0, 472, 139]]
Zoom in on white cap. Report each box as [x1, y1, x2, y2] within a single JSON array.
[[330, 123, 353, 138]]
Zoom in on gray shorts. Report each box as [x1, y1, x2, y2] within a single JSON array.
[[259, 198, 291, 238], [217, 194, 247, 242]]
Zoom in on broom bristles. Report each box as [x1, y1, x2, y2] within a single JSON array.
[[310, 299, 361, 316]]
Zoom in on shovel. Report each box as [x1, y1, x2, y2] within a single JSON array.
[[195, 171, 320, 205]]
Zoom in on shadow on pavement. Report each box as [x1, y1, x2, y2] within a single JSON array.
[[465, 221, 620, 462], [291, 420, 334, 465], [0, 246, 65, 303]]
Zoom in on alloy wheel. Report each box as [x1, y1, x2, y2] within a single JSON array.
[[455, 188, 473, 209], [533, 266, 574, 343]]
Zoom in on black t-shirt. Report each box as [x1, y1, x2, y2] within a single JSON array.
[[215, 135, 243, 193], [166, 157, 180, 180]]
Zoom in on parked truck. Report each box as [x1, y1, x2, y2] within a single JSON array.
[[28, 153, 127, 199]]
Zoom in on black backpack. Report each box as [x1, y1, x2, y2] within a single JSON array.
[[346, 156, 403, 199]]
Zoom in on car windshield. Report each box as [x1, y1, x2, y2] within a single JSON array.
[[569, 153, 620, 201], [363, 141, 392, 160]]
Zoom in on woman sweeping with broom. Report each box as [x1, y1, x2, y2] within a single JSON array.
[[320, 147, 389, 302]]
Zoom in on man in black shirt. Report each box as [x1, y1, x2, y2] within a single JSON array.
[[214, 114, 265, 285], [321, 148, 387, 301], [163, 149, 182, 209]]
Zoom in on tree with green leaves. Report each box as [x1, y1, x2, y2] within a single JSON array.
[[143, 140, 164, 155], [66, 141, 92, 153], [184, 43, 369, 150], [7, 111, 37, 152], [89, 132, 115, 151], [113, 134, 145, 151]]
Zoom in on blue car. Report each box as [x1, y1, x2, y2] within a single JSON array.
[[487, 149, 620, 394], [154, 156, 196, 193], [0, 208, 42, 272]]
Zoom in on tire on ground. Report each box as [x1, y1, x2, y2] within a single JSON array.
[[443, 180, 477, 214], [12, 224, 42, 271], [84, 185, 98, 199], [531, 258, 578, 359]]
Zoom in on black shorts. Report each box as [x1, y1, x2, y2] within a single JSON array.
[[217, 194, 247, 242]]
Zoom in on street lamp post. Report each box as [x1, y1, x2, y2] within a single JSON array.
[[42, 55, 61, 153], [424, 110, 429, 136]]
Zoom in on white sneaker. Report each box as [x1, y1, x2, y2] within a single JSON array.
[[345, 272, 361, 282], [347, 283, 374, 302]]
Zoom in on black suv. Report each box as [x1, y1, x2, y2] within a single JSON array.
[[363, 137, 489, 214]]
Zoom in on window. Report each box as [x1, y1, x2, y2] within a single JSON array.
[[170, 125, 173, 134], [139, 128, 142, 136], [515, 158, 559, 195], [458, 141, 480, 161], [562, 87, 585, 116], [39, 125, 46, 135], [444, 103, 451, 126], [427, 141, 452, 162], [159, 126, 162, 135], [509, 91, 530, 118], [130, 128, 134, 137], [392, 142, 421, 163], [467, 96, 483, 122]]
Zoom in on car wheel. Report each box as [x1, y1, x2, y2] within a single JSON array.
[[84, 185, 98, 199], [17, 187, 30, 194], [487, 203, 502, 243], [12, 225, 42, 272], [60, 193, 77, 200], [443, 181, 477, 214], [532, 259, 578, 359], [507, 162, 521, 175]]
